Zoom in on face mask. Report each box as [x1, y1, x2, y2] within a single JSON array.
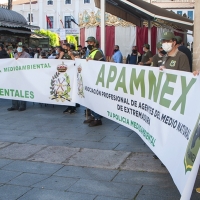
[[160, 50, 167, 55], [162, 43, 173, 53], [114, 49, 118, 52], [132, 50, 137, 54], [17, 47, 22, 53], [87, 45, 93, 50]]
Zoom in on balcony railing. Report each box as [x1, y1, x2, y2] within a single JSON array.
[[0, 4, 8, 9]]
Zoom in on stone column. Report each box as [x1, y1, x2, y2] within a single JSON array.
[[192, 0, 200, 71], [100, 0, 105, 55], [57, 0, 61, 29], [38, 0, 43, 29]]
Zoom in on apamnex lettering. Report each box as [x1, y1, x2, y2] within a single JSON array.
[[96, 64, 196, 115]]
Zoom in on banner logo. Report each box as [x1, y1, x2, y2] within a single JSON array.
[[170, 60, 176, 67], [184, 115, 200, 173], [49, 62, 71, 102], [77, 65, 85, 98]]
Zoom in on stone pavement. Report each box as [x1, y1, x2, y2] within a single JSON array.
[[0, 99, 199, 200]]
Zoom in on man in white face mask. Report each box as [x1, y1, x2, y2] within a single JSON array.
[[7, 42, 30, 112], [159, 32, 190, 72]]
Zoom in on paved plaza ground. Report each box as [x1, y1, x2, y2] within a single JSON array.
[[0, 98, 199, 200]]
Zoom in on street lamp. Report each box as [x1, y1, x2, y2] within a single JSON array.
[[29, 0, 32, 25], [8, 0, 12, 10]]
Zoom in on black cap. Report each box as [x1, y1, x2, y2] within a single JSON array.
[[85, 36, 96, 42], [143, 44, 150, 49]]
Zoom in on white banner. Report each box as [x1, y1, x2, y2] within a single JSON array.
[[0, 58, 199, 199], [0, 58, 76, 106], [73, 59, 200, 200]]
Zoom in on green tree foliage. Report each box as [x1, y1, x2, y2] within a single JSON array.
[[35, 29, 59, 47], [66, 35, 78, 50]]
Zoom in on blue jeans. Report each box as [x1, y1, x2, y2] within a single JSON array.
[[91, 111, 101, 120]]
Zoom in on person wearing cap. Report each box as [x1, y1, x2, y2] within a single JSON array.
[[139, 44, 153, 66], [7, 46, 14, 58], [126, 46, 141, 65], [0, 43, 9, 59], [151, 41, 166, 67], [7, 42, 30, 112], [175, 36, 192, 72], [83, 36, 104, 127], [159, 32, 190, 72], [111, 45, 123, 63]]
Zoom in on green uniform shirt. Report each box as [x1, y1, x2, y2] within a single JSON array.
[[62, 50, 72, 60], [161, 50, 190, 72], [151, 54, 163, 67], [141, 50, 153, 64], [89, 48, 104, 61]]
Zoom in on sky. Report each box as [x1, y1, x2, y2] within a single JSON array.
[[1, 0, 18, 4]]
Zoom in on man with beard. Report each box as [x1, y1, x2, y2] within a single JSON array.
[[111, 45, 123, 63], [83, 36, 104, 127], [0, 43, 9, 59], [126, 46, 141, 65]]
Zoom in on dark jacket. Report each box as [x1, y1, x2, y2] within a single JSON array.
[[0, 49, 9, 59], [178, 45, 192, 72]]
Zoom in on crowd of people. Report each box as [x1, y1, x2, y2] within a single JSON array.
[[0, 31, 197, 127], [0, 32, 199, 194]]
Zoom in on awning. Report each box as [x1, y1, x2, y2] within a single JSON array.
[[30, 34, 49, 39], [0, 8, 39, 30], [94, 0, 193, 31], [0, 27, 33, 34]]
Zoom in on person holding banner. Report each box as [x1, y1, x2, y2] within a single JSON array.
[[7, 42, 30, 112], [83, 36, 105, 127], [61, 43, 77, 114], [159, 32, 190, 72], [139, 44, 153, 66], [153, 32, 190, 162], [151, 42, 166, 67]]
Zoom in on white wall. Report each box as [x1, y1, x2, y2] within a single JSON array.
[[12, 0, 96, 30]]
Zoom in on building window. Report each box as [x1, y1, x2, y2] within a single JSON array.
[[188, 11, 193, 20], [65, 0, 71, 4], [177, 11, 182, 16], [65, 16, 71, 28], [47, 16, 53, 29], [84, 0, 90, 3], [28, 13, 33, 23], [47, 0, 53, 5]]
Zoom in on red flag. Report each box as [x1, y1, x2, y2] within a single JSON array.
[[46, 15, 52, 28]]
